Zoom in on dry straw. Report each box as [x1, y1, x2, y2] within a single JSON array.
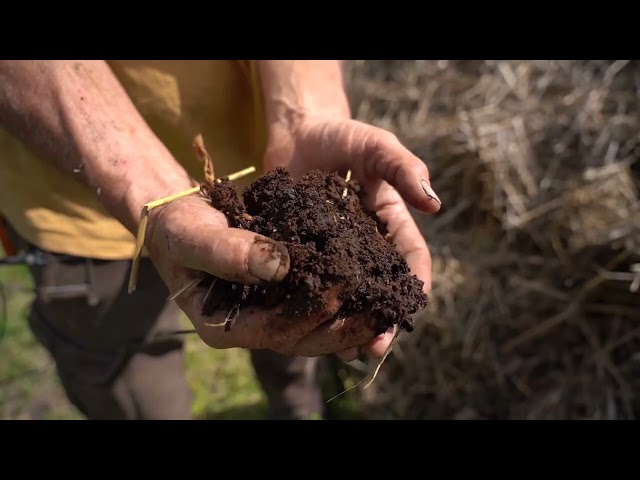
[[344, 60, 640, 419]]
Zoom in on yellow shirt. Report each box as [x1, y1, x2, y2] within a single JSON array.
[[0, 60, 267, 260]]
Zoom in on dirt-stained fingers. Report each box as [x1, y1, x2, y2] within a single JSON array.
[[173, 279, 347, 354], [334, 326, 398, 362], [285, 313, 380, 357], [146, 195, 290, 285]]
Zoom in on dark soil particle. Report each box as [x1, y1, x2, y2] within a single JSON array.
[[200, 167, 428, 336]]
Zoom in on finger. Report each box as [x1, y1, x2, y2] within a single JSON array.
[[151, 201, 290, 285], [363, 327, 397, 358], [336, 326, 397, 362], [384, 206, 432, 294], [264, 284, 345, 348], [336, 347, 359, 362], [360, 127, 441, 214], [289, 314, 378, 357], [299, 120, 442, 214], [175, 227, 289, 284], [364, 182, 433, 294], [178, 280, 344, 351]]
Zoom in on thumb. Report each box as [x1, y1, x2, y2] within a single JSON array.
[[146, 196, 291, 285], [161, 221, 290, 284]]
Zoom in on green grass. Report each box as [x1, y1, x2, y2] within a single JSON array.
[[183, 321, 269, 420], [0, 259, 361, 420]]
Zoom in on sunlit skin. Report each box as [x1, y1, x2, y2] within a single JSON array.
[[0, 60, 441, 360]]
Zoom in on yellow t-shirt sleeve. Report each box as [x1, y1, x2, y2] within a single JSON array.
[[0, 60, 267, 260]]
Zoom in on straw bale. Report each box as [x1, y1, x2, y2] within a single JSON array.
[[343, 60, 640, 419]]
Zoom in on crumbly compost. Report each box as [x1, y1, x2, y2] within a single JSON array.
[[200, 167, 428, 336]]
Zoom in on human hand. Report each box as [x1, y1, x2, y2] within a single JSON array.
[[264, 116, 440, 361], [144, 193, 361, 356]]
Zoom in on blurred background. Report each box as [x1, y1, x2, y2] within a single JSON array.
[[1, 60, 639, 419]]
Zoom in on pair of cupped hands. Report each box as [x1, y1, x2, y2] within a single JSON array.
[[144, 115, 441, 362]]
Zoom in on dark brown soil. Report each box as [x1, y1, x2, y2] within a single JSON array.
[[199, 167, 428, 336]]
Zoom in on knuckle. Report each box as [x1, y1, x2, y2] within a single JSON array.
[[379, 129, 399, 146], [366, 126, 398, 148]]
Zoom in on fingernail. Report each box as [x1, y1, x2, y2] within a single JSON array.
[[248, 239, 290, 282], [420, 179, 442, 206]]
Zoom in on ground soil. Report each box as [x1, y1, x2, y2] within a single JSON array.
[[200, 167, 428, 336]]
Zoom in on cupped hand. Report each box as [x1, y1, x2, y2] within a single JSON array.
[[264, 116, 441, 361], [144, 194, 359, 356]]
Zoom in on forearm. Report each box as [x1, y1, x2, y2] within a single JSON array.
[[0, 60, 194, 234], [257, 60, 352, 128]]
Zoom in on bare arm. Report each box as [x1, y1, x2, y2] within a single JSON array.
[[0, 60, 194, 234], [255, 60, 439, 359], [0, 59, 415, 358], [257, 60, 351, 127]]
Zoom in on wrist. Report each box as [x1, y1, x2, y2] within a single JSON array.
[[266, 96, 351, 133], [263, 105, 352, 173], [0, 60, 198, 236], [256, 61, 354, 172], [100, 144, 196, 235], [257, 60, 351, 133]]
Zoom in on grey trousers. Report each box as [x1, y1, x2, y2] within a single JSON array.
[[7, 225, 323, 420]]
